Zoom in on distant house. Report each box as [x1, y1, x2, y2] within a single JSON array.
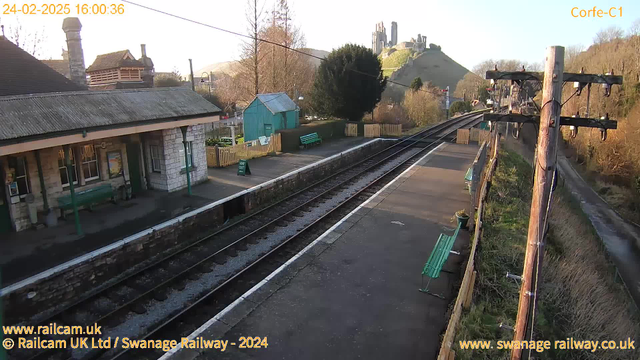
[[0, 20, 220, 234], [41, 49, 72, 79], [86, 47, 154, 90], [243, 93, 299, 142]]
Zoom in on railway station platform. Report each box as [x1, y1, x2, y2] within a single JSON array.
[[171, 142, 479, 360], [0, 137, 373, 286]]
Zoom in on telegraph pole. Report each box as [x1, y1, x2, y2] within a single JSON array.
[[511, 46, 564, 360]]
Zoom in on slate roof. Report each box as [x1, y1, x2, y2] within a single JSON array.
[[86, 50, 145, 72], [0, 36, 83, 96], [0, 87, 221, 143], [41, 59, 71, 78], [254, 93, 297, 114]]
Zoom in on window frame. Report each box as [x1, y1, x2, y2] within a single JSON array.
[[150, 145, 163, 173], [58, 148, 78, 188], [14, 156, 31, 198], [179, 142, 194, 170], [81, 145, 100, 182]]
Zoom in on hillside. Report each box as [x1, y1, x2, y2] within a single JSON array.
[[194, 48, 329, 77], [382, 49, 470, 102]]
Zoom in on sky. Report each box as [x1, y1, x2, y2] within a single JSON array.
[[1, 0, 638, 77]]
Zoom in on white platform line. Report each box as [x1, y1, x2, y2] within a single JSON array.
[[1, 139, 386, 297], [158, 142, 446, 359]]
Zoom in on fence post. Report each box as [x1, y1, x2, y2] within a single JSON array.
[[464, 271, 477, 310], [214, 144, 220, 168]]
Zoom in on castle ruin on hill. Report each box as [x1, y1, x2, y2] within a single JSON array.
[[371, 21, 428, 56]]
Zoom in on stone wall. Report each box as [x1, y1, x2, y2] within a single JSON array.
[[162, 125, 207, 192], [1, 137, 133, 231], [2, 139, 392, 324]]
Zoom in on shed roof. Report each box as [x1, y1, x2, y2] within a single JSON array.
[[0, 36, 83, 96], [253, 92, 297, 115], [0, 87, 221, 143], [86, 50, 145, 72]]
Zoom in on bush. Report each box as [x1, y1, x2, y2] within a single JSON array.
[[402, 85, 443, 126], [450, 101, 472, 114], [367, 99, 410, 127]]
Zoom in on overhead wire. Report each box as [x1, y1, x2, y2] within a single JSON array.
[[120, 0, 435, 93]]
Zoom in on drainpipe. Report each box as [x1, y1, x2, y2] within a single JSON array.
[[180, 126, 192, 196], [64, 145, 82, 235], [34, 150, 49, 212]]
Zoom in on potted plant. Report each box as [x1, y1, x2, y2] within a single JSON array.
[[455, 209, 469, 228]]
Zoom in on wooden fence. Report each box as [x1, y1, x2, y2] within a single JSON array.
[[345, 123, 358, 137], [437, 130, 500, 360], [364, 124, 381, 138], [363, 123, 402, 138], [457, 128, 490, 145], [456, 129, 470, 144], [206, 133, 282, 168]]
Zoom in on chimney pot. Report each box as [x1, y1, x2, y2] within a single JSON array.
[[141, 44, 147, 57]]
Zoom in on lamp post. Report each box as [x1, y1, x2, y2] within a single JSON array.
[[201, 72, 212, 99]]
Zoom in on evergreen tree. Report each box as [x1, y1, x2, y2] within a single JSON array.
[[311, 44, 387, 121]]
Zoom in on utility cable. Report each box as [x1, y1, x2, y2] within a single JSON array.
[[120, 0, 434, 93]]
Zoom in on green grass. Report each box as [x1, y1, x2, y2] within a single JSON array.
[[381, 49, 414, 78], [454, 150, 532, 360], [454, 150, 640, 360]]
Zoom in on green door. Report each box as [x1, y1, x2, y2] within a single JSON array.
[[126, 143, 143, 195], [0, 166, 12, 234], [264, 124, 273, 137]]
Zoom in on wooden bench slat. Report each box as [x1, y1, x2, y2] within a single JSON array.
[[300, 132, 322, 146], [422, 224, 462, 279], [58, 184, 115, 210]]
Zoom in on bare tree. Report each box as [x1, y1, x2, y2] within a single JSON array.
[[237, 0, 265, 98], [0, 18, 46, 57], [629, 18, 640, 37], [472, 59, 522, 76], [564, 44, 585, 70], [593, 26, 624, 44]]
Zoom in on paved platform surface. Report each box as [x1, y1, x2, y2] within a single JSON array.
[[176, 143, 479, 360], [0, 137, 372, 286]]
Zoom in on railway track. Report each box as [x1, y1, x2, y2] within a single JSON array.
[[6, 111, 484, 360]]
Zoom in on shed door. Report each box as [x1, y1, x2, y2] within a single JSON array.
[[126, 143, 143, 195], [264, 124, 273, 137]]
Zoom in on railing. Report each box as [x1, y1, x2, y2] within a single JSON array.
[[437, 130, 500, 360], [206, 133, 281, 168]]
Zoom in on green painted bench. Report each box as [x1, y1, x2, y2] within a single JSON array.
[[300, 132, 322, 147], [57, 184, 116, 218], [419, 223, 462, 298]]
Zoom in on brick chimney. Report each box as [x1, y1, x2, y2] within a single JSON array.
[[62, 17, 86, 87], [139, 44, 155, 88]]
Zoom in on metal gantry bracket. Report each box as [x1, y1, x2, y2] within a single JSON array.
[[482, 113, 618, 129], [485, 70, 623, 86], [506, 272, 522, 282], [499, 322, 515, 332]]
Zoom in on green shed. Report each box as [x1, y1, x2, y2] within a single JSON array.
[[243, 93, 299, 142]]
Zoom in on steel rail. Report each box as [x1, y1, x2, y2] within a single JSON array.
[[106, 113, 484, 360]]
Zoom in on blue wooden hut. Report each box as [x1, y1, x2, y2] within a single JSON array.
[[243, 93, 298, 142]]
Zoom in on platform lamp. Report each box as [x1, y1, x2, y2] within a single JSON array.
[[200, 72, 212, 99]]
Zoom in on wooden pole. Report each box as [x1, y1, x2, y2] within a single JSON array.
[[511, 46, 564, 360]]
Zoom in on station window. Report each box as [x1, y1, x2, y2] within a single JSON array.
[[81, 145, 100, 181], [14, 157, 30, 197], [179, 142, 193, 169], [150, 145, 163, 173], [58, 149, 78, 187]]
